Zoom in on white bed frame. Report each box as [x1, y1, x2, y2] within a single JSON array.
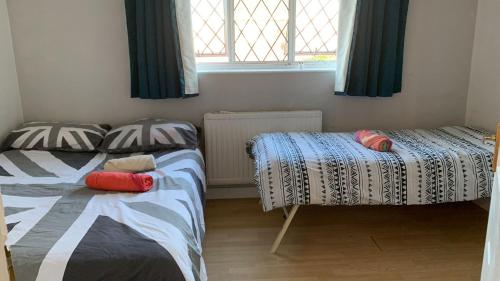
[[271, 205, 300, 254]]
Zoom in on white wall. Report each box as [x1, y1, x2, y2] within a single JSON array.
[[0, 0, 22, 141], [0, 0, 21, 278], [6, 0, 477, 132], [466, 0, 500, 132]]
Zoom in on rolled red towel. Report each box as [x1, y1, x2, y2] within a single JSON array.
[[85, 172, 154, 192], [355, 130, 393, 152]]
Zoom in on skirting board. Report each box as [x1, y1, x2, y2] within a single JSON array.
[[207, 185, 259, 200]]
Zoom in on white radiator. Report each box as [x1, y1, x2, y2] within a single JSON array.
[[204, 110, 322, 186]]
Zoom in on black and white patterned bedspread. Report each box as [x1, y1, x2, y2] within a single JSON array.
[[0, 149, 206, 281], [247, 126, 494, 212]]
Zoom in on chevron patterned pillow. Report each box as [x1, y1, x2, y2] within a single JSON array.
[[2, 122, 111, 152], [100, 119, 198, 153]]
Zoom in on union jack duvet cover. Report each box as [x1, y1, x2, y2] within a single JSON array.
[[247, 126, 494, 212], [0, 148, 206, 281]]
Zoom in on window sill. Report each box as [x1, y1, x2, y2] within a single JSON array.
[[197, 63, 336, 74]]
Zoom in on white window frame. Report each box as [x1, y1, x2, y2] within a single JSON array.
[[196, 0, 337, 73]]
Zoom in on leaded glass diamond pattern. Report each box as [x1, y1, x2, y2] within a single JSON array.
[[295, 0, 339, 60], [190, 0, 340, 64], [234, 0, 290, 62], [191, 0, 226, 57]]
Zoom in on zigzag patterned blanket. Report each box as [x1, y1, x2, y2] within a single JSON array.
[[248, 126, 494, 212], [0, 149, 206, 281]]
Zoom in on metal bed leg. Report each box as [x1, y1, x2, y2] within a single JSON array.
[[270, 205, 300, 254]]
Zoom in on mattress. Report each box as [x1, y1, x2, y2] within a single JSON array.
[[0, 148, 206, 281], [247, 126, 495, 212]]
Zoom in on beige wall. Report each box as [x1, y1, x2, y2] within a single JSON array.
[[7, 0, 477, 132], [466, 0, 500, 132], [0, 0, 22, 141]]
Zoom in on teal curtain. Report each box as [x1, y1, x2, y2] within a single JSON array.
[[125, 0, 197, 99], [336, 0, 409, 97]]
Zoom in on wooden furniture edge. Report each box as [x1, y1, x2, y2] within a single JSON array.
[[0, 194, 10, 281], [495, 123, 500, 170]]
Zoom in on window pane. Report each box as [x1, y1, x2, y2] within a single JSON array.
[[234, 0, 290, 62], [295, 0, 339, 62], [191, 0, 228, 63]]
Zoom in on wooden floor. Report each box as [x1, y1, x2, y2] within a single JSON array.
[[204, 199, 488, 281]]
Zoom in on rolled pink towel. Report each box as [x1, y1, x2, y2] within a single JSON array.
[[355, 130, 393, 152]]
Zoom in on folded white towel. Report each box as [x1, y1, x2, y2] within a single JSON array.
[[103, 155, 156, 173]]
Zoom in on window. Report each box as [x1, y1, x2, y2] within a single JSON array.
[[191, 0, 339, 70]]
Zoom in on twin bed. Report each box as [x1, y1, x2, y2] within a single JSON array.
[[248, 126, 495, 253], [0, 120, 207, 281]]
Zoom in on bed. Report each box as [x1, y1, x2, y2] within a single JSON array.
[[247, 126, 495, 253], [0, 148, 206, 281]]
